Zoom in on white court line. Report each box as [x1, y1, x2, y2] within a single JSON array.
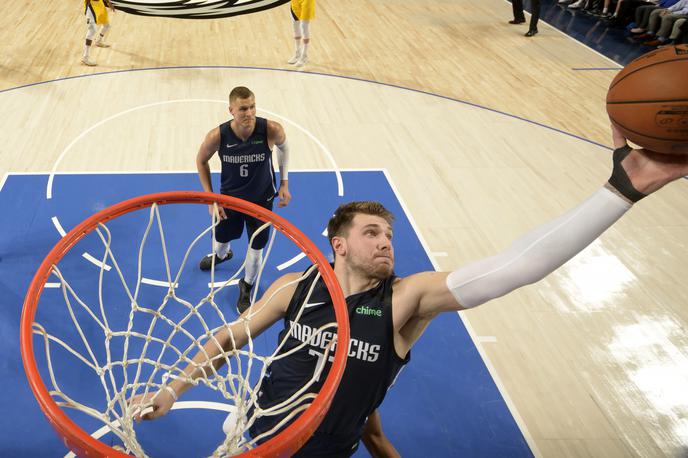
[[47, 99, 344, 199], [53, 215, 104, 269], [82, 252, 111, 271], [29, 167, 379, 175], [0, 173, 7, 192], [34, 165, 369, 278], [45, 282, 61, 288], [0, 172, 55, 175], [287, 167, 384, 173], [259, 107, 343, 197], [208, 279, 240, 288], [141, 277, 178, 288], [44, 170, 217, 175], [45, 100, 345, 273], [46, 100, 197, 199], [63, 401, 235, 458], [276, 223, 329, 272], [381, 168, 541, 458], [277, 218, 330, 271], [477, 336, 499, 343], [277, 252, 307, 271], [51, 216, 67, 237], [275, 166, 381, 269]]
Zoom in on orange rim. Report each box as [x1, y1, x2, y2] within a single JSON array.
[[20, 191, 349, 458]]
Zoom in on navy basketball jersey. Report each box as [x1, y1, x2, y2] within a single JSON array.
[[250, 267, 410, 456], [218, 117, 276, 202]]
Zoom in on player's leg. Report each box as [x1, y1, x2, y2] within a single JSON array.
[[288, 5, 302, 64], [236, 200, 274, 313], [96, 23, 111, 47], [295, 0, 315, 66], [94, 1, 111, 48], [199, 209, 242, 270], [296, 20, 311, 65], [82, 7, 98, 66]]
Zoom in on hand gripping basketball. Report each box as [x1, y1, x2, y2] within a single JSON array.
[[606, 45, 688, 155], [607, 145, 688, 202]]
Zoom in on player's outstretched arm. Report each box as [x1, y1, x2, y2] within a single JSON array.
[[130, 272, 299, 420], [405, 146, 688, 319], [361, 410, 401, 458]]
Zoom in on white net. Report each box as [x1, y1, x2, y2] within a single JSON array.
[[29, 200, 342, 457]]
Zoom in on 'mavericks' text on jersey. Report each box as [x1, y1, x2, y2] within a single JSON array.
[[249, 267, 409, 456], [287, 320, 381, 363], [218, 117, 276, 202]]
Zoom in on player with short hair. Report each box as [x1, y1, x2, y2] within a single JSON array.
[[196, 86, 292, 314], [82, 0, 115, 66], [136, 125, 688, 455]]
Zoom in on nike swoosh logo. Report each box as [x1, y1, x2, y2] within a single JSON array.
[[304, 301, 326, 309], [226, 143, 239, 148]]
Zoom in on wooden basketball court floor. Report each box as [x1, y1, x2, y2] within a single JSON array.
[[1, 0, 687, 456]]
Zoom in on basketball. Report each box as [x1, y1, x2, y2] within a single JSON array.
[[606, 44, 688, 154]]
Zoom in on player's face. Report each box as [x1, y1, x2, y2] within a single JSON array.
[[229, 96, 257, 131], [342, 214, 395, 280]]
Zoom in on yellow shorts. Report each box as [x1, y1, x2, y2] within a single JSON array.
[[84, 0, 109, 25], [291, 0, 315, 21]]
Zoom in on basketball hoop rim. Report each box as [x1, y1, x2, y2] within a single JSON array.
[[20, 191, 350, 458]]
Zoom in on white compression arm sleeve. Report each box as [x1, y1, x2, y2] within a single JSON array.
[[446, 186, 632, 309], [275, 141, 289, 181]]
